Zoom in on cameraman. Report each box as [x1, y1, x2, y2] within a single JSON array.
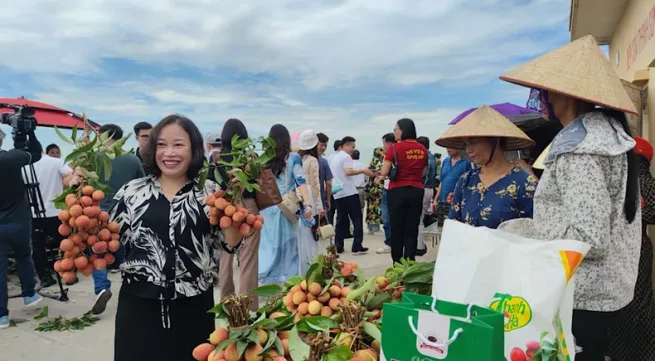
[[0, 128, 44, 329]]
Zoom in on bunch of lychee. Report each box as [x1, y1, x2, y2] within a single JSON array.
[[205, 190, 264, 236], [510, 340, 542, 361], [193, 326, 291, 361], [372, 276, 404, 301], [349, 349, 379, 361], [335, 334, 380, 361], [54, 186, 120, 283], [340, 261, 358, 277], [283, 280, 351, 321]]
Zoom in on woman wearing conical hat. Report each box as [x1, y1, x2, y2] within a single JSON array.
[[607, 136, 655, 361], [436, 105, 538, 229], [496, 35, 641, 361]]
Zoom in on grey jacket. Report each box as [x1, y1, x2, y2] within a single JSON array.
[[499, 111, 640, 312]]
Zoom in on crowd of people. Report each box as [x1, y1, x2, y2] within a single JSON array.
[[0, 34, 654, 361]]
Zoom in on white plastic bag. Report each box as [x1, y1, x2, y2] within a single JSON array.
[[432, 220, 590, 361]]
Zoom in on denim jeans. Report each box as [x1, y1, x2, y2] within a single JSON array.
[[381, 190, 391, 246], [0, 222, 37, 317], [91, 236, 126, 295]]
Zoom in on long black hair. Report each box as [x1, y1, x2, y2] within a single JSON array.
[[269, 124, 291, 177], [601, 108, 639, 223], [299, 146, 319, 159], [221, 118, 248, 149], [397, 118, 417, 140]]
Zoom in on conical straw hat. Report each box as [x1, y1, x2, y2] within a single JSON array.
[[500, 35, 638, 115], [532, 143, 551, 170], [436, 105, 535, 150]]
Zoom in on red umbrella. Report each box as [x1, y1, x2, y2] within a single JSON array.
[[0, 97, 99, 129]]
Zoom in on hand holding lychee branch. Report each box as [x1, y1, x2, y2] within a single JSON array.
[[209, 135, 276, 201], [53, 114, 132, 200]]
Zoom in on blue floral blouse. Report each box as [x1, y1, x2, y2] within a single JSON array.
[[448, 166, 537, 229]]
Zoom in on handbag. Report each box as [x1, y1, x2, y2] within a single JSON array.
[[317, 220, 335, 240], [311, 215, 335, 241], [388, 143, 399, 181], [255, 168, 283, 210], [278, 166, 300, 223]]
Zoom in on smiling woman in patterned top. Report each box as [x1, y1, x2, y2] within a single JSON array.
[[110, 115, 233, 361], [436, 105, 537, 230]]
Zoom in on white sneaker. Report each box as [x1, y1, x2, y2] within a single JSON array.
[[376, 245, 391, 254]]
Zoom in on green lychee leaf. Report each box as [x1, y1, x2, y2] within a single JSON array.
[[363, 322, 381, 342], [323, 345, 353, 361], [288, 325, 310, 361], [296, 316, 338, 334], [237, 339, 249, 358], [274, 337, 285, 356], [253, 284, 283, 297], [261, 330, 277, 353], [215, 338, 237, 352], [54, 126, 74, 145]]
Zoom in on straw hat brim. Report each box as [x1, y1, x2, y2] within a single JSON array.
[[436, 136, 535, 151], [499, 35, 638, 115], [435, 105, 535, 151], [531, 143, 551, 170]]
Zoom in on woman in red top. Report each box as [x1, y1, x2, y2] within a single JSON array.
[[380, 118, 428, 264]]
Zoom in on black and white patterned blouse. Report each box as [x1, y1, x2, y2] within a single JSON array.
[[109, 175, 231, 326]]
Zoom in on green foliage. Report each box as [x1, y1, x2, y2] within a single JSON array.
[[213, 135, 276, 201], [383, 259, 434, 295], [295, 316, 339, 334], [51, 116, 131, 210], [32, 307, 99, 332], [529, 332, 566, 361]]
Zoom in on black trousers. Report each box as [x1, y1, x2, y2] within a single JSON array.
[[328, 195, 351, 231], [31, 217, 60, 280], [388, 186, 424, 264], [115, 289, 214, 361], [572, 309, 619, 361], [334, 194, 363, 251]]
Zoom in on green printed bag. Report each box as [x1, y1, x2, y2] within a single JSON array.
[[380, 292, 504, 361]]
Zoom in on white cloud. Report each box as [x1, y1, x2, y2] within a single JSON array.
[[0, 0, 569, 88], [0, 0, 569, 159]]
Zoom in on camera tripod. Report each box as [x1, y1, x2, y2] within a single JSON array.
[[9, 163, 70, 302]]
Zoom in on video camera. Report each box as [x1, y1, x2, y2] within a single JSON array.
[[0, 104, 37, 139]]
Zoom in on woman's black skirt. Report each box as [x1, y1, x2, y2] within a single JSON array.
[[114, 288, 215, 361], [608, 231, 655, 361]]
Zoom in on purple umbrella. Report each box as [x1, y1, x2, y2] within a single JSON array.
[[449, 102, 539, 125]]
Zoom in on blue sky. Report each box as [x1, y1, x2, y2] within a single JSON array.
[[0, 0, 573, 160]]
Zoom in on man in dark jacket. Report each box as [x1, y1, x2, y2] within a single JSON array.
[[0, 129, 44, 328]]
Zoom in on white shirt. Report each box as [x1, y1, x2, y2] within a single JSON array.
[[352, 160, 367, 188], [329, 151, 358, 200], [25, 155, 72, 217]]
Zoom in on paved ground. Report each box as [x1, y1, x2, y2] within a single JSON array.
[[0, 233, 438, 361]]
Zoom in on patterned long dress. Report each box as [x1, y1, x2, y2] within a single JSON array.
[[365, 148, 384, 231], [608, 157, 655, 361]]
